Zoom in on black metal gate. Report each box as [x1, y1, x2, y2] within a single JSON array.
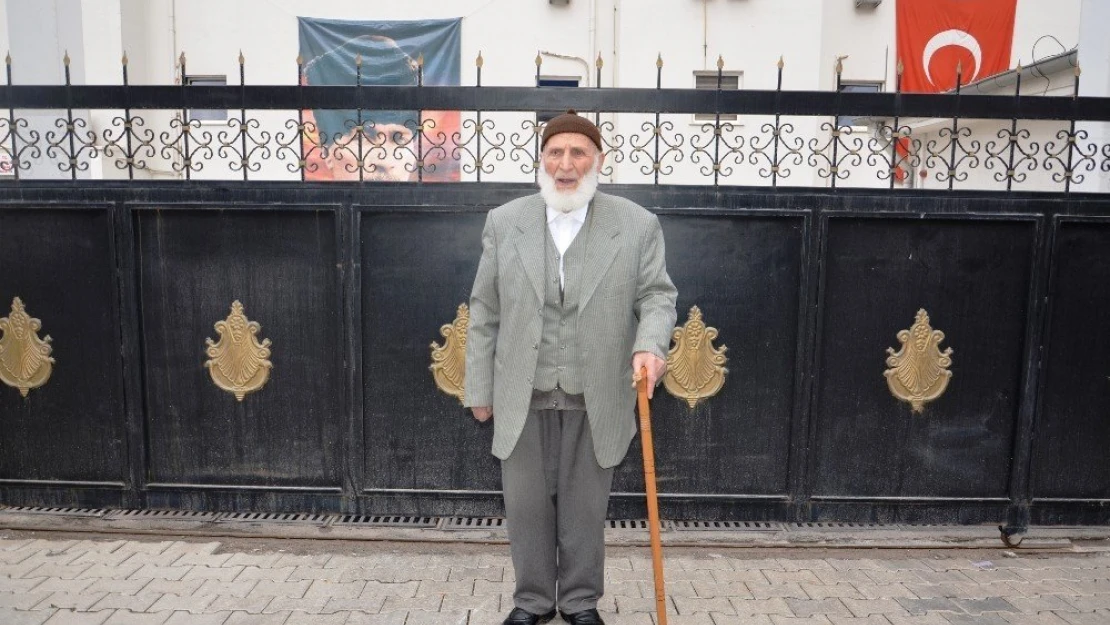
[[0, 55, 1109, 526]]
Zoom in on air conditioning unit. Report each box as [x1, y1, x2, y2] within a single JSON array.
[[855, 0, 881, 8]]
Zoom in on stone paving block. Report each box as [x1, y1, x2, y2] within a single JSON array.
[[684, 556, 735, 571], [170, 552, 233, 568], [746, 582, 808, 600], [1000, 613, 1072, 625], [0, 538, 36, 551], [0, 606, 55, 625], [140, 579, 204, 597], [691, 581, 751, 600], [28, 564, 93, 581], [235, 567, 294, 583], [415, 580, 473, 596], [953, 597, 1018, 614], [1061, 595, 1110, 611], [1055, 611, 1110, 625], [360, 581, 420, 599], [113, 542, 173, 557], [89, 593, 162, 612], [777, 561, 836, 573], [0, 590, 53, 609], [380, 595, 443, 612], [286, 567, 336, 582], [1008, 581, 1083, 597], [0, 548, 36, 565], [962, 569, 1027, 584], [894, 597, 962, 615], [272, 554, 331, 569], [825, 559, 881, 572], [813, 571, 875, 587], [921, 559, 978, 572], [261, 596, 329, 613], [33, 578, 96, 594], [1061, 580, 1110, 594], [224, 612, 291, 625], [615, 596, 677, 614], [77, 564, 144, 581], [127, 566, 190, 582], [884, 615, 952, 625], [101, 610, 172, 625], [605, 580, 643, 598], [473, 579, 515, 596], [22, 551, 84, 568], [902, 582, 974, 599], [826, 617, 893, 625], [1077, 568, 1110, 581], [282, 614, 349, 625], [182, 566, 243, 582], [207, 595, 272, 614], [600, 612, 654, 625], [840, 598, 908, 617], [764, 571, 821, 585], [944, 615, 1011, 625], [197, 579, 257, 598], [163, 612, 231, 625], [606, 557, 634, 571], [302, 580, 365, 600], [673, 596, 736, 615], [71, 552, 135, 568], [707, 615, 773, 625], [447, 567, 504, 582], [729, 598, 793, 616], [877, 559, 931, 572], [0, 576, 47, 592], [734, 560, 788, 572], [713, 570, 770, 585], [798, 583, 862, 601], [767, 616, 834, 625], [247, 580, 310, 599], [657, 614, 716, 625], [224, 553, 283, 568], [1006, 596, 1076, 612], [784, 598, 852, 618], [609, 569, 654, 583], [403, 609, 469, 625], [862, 570, 923, 585], [322, 596, 385, 613], [345, 612, 410, 625], [148, 593, 217, 613], [913, 570, 973, 584], [637, 580, 698, 598], [439, 592, 499, 612], [1014, 569, 1081, 583], [40, 609, 111, 624], [1, 561, 55, 579], [82, 576, 153, 596], [36, 591, 108, 611]]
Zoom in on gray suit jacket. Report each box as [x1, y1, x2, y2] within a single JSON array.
[[464, 191, 678, 469]]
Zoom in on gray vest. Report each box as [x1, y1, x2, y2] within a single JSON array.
[[533, 213, 590, 394]]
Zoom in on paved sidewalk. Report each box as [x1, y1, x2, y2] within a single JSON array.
[[0, 530, 1108, 624]]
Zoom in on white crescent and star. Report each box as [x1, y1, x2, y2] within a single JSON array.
[[922, 29, 983, 86]]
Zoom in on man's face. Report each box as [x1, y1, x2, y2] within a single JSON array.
[[542, 133, 603, 193]]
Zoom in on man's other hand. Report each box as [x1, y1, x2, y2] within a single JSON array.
[[471, 406, 493, 422], [631, 351, 667, 399]]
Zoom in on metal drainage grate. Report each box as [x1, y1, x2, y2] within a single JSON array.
[[439, 517, 505, 530], [790, 522, 881, 530], [105, 509, 224, 521], [216, 512, 330, 525], [607, 519, 657, 530], [0, 506, 108, 518], [333, 515, 437, 528], [672, 520, 780, 531]]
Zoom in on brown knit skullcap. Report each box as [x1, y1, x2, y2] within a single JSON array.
[[541, 110, 602, 151]]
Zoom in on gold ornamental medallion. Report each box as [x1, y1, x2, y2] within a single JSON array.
[[430, 303, 468, 403], [0, 297, 54, 397], [204, 300, 273, 401], [664, 306, 728, 408], [884, 309, 953, 413]]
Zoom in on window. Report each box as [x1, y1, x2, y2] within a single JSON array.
[[837, 81, 883, 127], [185, 75, 228, 122], [537, 76, 580, 124], [693, 71, 741, 122]]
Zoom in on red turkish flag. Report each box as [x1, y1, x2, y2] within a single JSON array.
[[897, 0, 1017, 93]]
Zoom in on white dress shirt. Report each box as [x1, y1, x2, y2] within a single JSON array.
[[546, 203, 589, 288]]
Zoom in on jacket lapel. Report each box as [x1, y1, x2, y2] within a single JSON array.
[[578, 193, 621, 311], [513, 194, 547, 305]]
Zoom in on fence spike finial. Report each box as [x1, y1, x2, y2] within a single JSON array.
[[535, 52, 542, 67], [121, 51, 128, 66], [956, 59, 963, 76], [417, 52, 424, 68], [476, 50, 484, 68], [1074, 63, 1081, 77], [63, 50, 70, 67], [897, 58, 904, 76], [355, 53, 362, 67], [777, 55, 784, 70], [178, 51, 186, 67], [6, 51, 11, 66], [596, 53, 603, 69], [238, 50, 245, 66], [835, 54, 847, 76], [656, 53, 663, 69], [296, 53, 303, 66], [716, 54, 724, 70]]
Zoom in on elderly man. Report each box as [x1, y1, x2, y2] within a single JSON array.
[[464, 111, 678, 625]]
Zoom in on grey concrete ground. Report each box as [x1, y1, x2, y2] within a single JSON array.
[[1, 528, 1109, 625]]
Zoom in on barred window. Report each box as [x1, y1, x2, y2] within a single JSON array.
[[693, 71, 741, 122], [185, 75, 228, 122], [837, 81, 883, 127]]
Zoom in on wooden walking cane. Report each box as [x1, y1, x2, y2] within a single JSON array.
[[636, 366, 668, 625]]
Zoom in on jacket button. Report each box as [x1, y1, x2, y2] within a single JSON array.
[[532, 343, 538, 349]]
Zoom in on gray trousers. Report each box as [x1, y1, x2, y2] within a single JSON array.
[[501, 389, 615, 615]]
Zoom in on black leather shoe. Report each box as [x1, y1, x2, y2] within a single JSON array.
[[503, 607, 557, 625], [560, 608, 605, 625]]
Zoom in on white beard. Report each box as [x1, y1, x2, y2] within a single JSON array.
[[538, 162, 600, 214]]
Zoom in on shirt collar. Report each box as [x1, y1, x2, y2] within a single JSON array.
[[545, 203, 589, 225]]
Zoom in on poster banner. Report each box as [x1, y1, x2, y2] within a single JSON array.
[[298, 17, 461, 181], [896, 0, 1017, 93]]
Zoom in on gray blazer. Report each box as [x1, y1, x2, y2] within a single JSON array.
[[464, 191, 678, 469]]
